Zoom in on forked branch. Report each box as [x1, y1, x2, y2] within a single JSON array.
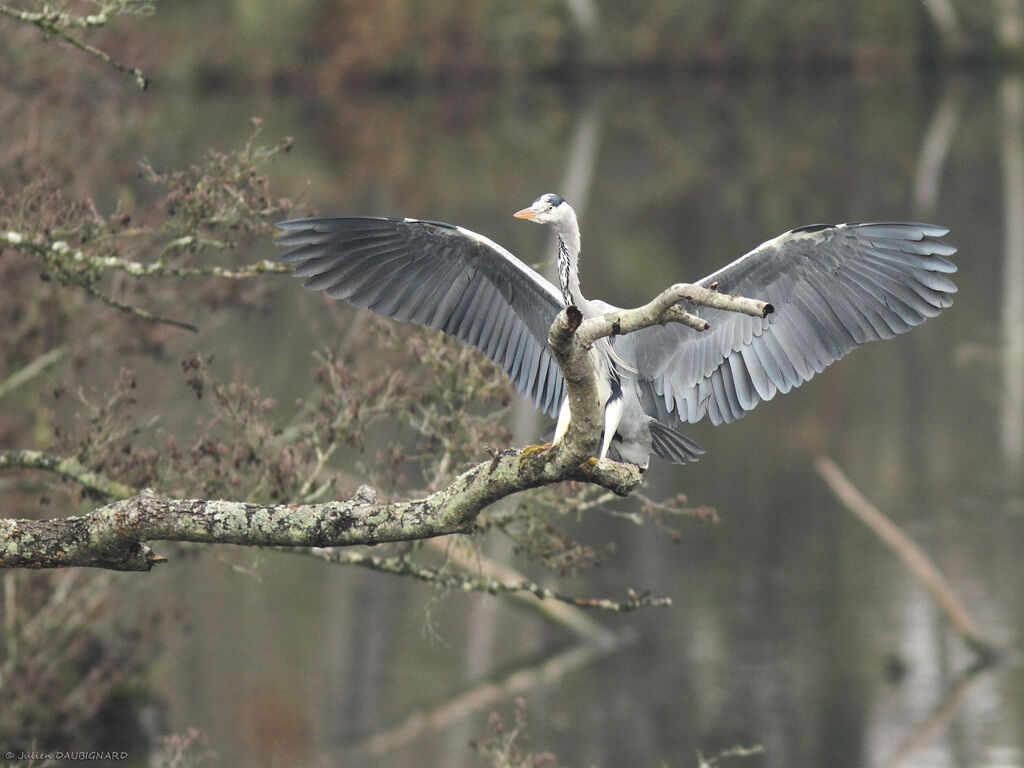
[[0, 282, 766, 571]]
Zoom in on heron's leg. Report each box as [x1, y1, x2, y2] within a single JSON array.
[[599, 396, 624, 459], [552, 398, 572, 445]]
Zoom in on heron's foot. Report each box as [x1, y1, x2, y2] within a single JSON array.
[[520, 443, 555, 460]]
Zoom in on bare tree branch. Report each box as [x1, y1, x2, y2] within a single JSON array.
[[422, 537, 636, 634], [0, 283, 767, 571], [0, 450, 137, 500], [814, 456, 998, 656], [1, 233, 201, 331], [1, 231, 290, 279], [0, 449, 638, 570], [575, 282, 771, 343], [0, 1, 153, 89], [302, 547, 670, 613], [0, 347, 65, 400], [1, 122, 296, 334]]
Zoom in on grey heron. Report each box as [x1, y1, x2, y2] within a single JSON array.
[[276, 193, 957, 468]]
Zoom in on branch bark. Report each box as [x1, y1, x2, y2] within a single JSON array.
[[0, 283, 769, 571]]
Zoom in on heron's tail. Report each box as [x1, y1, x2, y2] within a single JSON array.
[[649, 421, 704, 464]]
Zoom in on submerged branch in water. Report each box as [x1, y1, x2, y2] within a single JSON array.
[[814, 455, 998, 657]]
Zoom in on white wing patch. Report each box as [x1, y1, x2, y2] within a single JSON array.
[[758, 226, 832, 251], [698, 225, 837, 286]]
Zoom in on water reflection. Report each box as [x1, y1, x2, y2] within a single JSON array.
[[89, 72, 1024, 766], [1000, 77, 1024, 474]]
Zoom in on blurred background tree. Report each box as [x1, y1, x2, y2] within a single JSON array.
[[0, 1, 1018, 766]]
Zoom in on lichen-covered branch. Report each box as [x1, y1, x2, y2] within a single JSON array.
[[0, 443, 636, 570], [304, 548, 670, 614], [0, 1, 154, 88], [10, 233, 201, 331], [0, 450, 137, 500], [0, 232, 290, 280], [1, 124, 296, 332], [1, 230, 288, 331], [0, 282, 765, 571]]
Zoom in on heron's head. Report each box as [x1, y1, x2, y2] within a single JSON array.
[[514, 193, 573, 227]]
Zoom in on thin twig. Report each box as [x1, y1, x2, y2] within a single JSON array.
[[4, 235, 200, 331], [0, 449, 136, 500], [0, 346, 65, 399], [0, 3, 150, 88], [76, 276, 198, 332], [426, 537, 620, 641], [302, 547, 669, 615]]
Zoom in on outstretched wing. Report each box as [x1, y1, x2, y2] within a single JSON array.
[[625, 222, 958, 425], [275, 216, 567, 417]]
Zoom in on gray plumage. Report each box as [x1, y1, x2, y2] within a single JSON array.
[[276, 194, 957, 468]]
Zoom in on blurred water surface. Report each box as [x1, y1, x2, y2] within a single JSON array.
[[104, 72, 1024, 767]]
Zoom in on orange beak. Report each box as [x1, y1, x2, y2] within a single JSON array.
[[513, 207, 536, 219]]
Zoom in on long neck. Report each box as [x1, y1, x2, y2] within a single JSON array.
[[554, 211, 584, 309], [555, 209, 618, 375]]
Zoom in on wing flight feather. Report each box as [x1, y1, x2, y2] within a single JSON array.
[[625, 222, 957, 425], [276, 217, 567, 418]]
